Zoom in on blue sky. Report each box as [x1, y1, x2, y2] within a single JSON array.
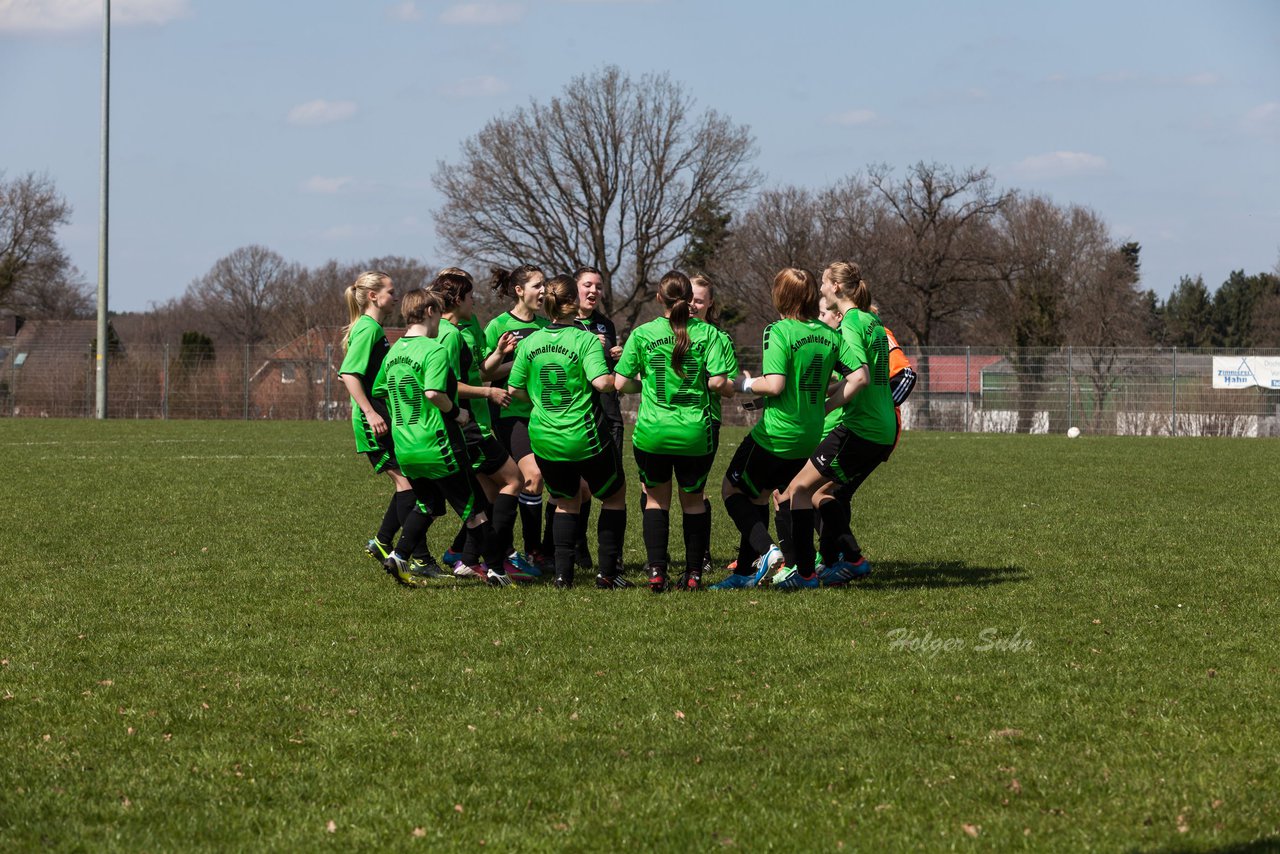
[[1, 0, 1277, 312]]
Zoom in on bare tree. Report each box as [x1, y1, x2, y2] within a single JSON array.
[[867, 162, 1011, 346], [185, 245, 299, 347], [0, 172, 85, 317], [433, 65, 759, 325]]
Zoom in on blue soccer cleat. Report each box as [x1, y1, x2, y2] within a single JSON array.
[[751, 545, 784, 586], [819, 557, 872, 586], [772, 566, 819, 590], [709, 572, 755, 590]]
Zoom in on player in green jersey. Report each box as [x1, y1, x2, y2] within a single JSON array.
[[689, 273, 739, 575], [711, 268, 864, 590], [429, 269, 534, 581], [337, 270, 435, 580], [773, 262, 898, 589], [615, 271, 731, 592], [507, 275, 628, 589], [372, 289, 512, 587], [483, 265, 551, 567]]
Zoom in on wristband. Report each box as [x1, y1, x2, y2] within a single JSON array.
[[442, 405, 459, 421], [741, 376, 754, 394]]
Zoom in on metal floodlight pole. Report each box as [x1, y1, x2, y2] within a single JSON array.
[[95, 0, 110, 419]]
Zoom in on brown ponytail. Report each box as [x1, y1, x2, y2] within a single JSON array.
[[542, 274, 579, 322], [658, 270, 693, 377], [824, 261, 871, 311], [490, 264, 542, 300]]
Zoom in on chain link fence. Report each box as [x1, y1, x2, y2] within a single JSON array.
[[2, 334, 1277, 437]]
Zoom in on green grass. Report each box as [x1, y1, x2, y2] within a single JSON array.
[[1, 420, 1277, 851]]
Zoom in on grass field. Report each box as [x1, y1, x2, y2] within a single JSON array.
[[1, 420, 1277, 851]]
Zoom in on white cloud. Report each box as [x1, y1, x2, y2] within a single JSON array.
[[386, 1, 421, 21], [826, 109, 879, 127], [302, 176, 354, 194], [1012, 151, 1108, 180], [0, 0, 189, 32], [439, 2, 523, 25], [1179, 72, 1221, 87], [1243, 101, 1280, 136], [438, 75, 509, 98], [287, 99, 358, 126]]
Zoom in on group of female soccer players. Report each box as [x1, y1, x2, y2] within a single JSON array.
[[339, 260, 913, 591]]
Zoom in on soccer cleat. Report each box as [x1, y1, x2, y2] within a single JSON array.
[[819, 557, 872, 586], [553, 574, 574, 589], [526, 548, 553, 573], [408, 557, 448, 579], [384, 553, 425, 587], [751, 545, 784, 585], [702, 552, 713, 577], [595, 573, 634, 589], [442, 549, 464, 567], [772, 566, 820, 590], [726, 559, 738, 572], [709, 572, 754, 590], [647, 563, 669, 594], [366, 537, 391, 563], [485, 567, 513, 587], [505, 551, 542, 578], [678, 569, 703, 591], [452, 561, 486, 580]]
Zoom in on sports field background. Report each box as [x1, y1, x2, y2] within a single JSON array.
[[1, 420, 1277, 850]]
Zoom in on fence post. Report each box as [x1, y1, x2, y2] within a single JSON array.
[[162, 342, 169, 420], [324, 343, 333, 421], [243, 344, 250, 420], [964, 346, 971, 433], [1067, 345, 1073, 431], [1171, 347, 1178, 437]]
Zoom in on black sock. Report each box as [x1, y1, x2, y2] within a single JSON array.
[[576, 503, 592, 549], [684, 511, 709, 576], [725, 493, 774, 559], [818, 500, 847, 566], [394, 489, 417, 527], [701, 498, 713, 564], [491, 494, 518, 560], [552, 511, 577, 581], [641, 507, 670, 567], [460, 523, 482, 566], [791, 508, 816, 575], [476, 518, 507, 575], [776, 499, 794, 567], [597, 508, 626, 577], [518, 491, 542, 554], [395, 505, 430, 560], [541, 499, 557, 557], [375, 493, 401, 546]]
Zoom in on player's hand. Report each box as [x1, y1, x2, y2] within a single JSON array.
[[497, 331, 518, 355], [596, 333, 609, 348], [367, 411, 389, 436], [488, 386, 512, 408], [456, 408, 471, 426], [609, 344, 622, 361]]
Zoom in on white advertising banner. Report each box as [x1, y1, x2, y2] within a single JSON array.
[[1212, 356, 1280, 389]]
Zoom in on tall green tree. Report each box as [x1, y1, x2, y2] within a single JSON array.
[[1160, 275, 1214, 347]]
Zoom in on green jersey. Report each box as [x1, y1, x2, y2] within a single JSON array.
[[751, 318, 855, 459], [615, 316, 725, 455], [704, 324, 738, 424], [339, 315, 391, 453], [440, 315, 493, 435], [507, 323, 611, 461], [839, 309, 897, 444], [372, 335, 466, 479], [484, 311, 548, 420]]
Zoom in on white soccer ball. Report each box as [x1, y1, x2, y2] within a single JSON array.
[[1067, 426, 1081, 439]]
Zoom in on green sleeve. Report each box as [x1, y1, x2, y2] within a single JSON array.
[[508, 347, 529, 390], [761, 322, 787, 376], [423, 345, 448, 393], [841, 315, 867, 373], [440, 327, 462, 372], [706, 330, 731, 378], [582, 333, 610, 381], [339, 321, 374, 375], [615, 328, 643, 378], [372, 357, 389, 399], [484, 316, 503, 354]]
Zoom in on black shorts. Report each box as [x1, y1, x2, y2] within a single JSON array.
[[537, 444, 625, 501], [407, 468, 489, 523], [493, 416, 534, 461], [463, 421, 510, 476], [364, 444, 398, 474], [813, 424, 894, 492], [633, 446, 715, 493], [609, 421, 624, 455], [711, 420, 721, 454], [724, 434, 807, 500]]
